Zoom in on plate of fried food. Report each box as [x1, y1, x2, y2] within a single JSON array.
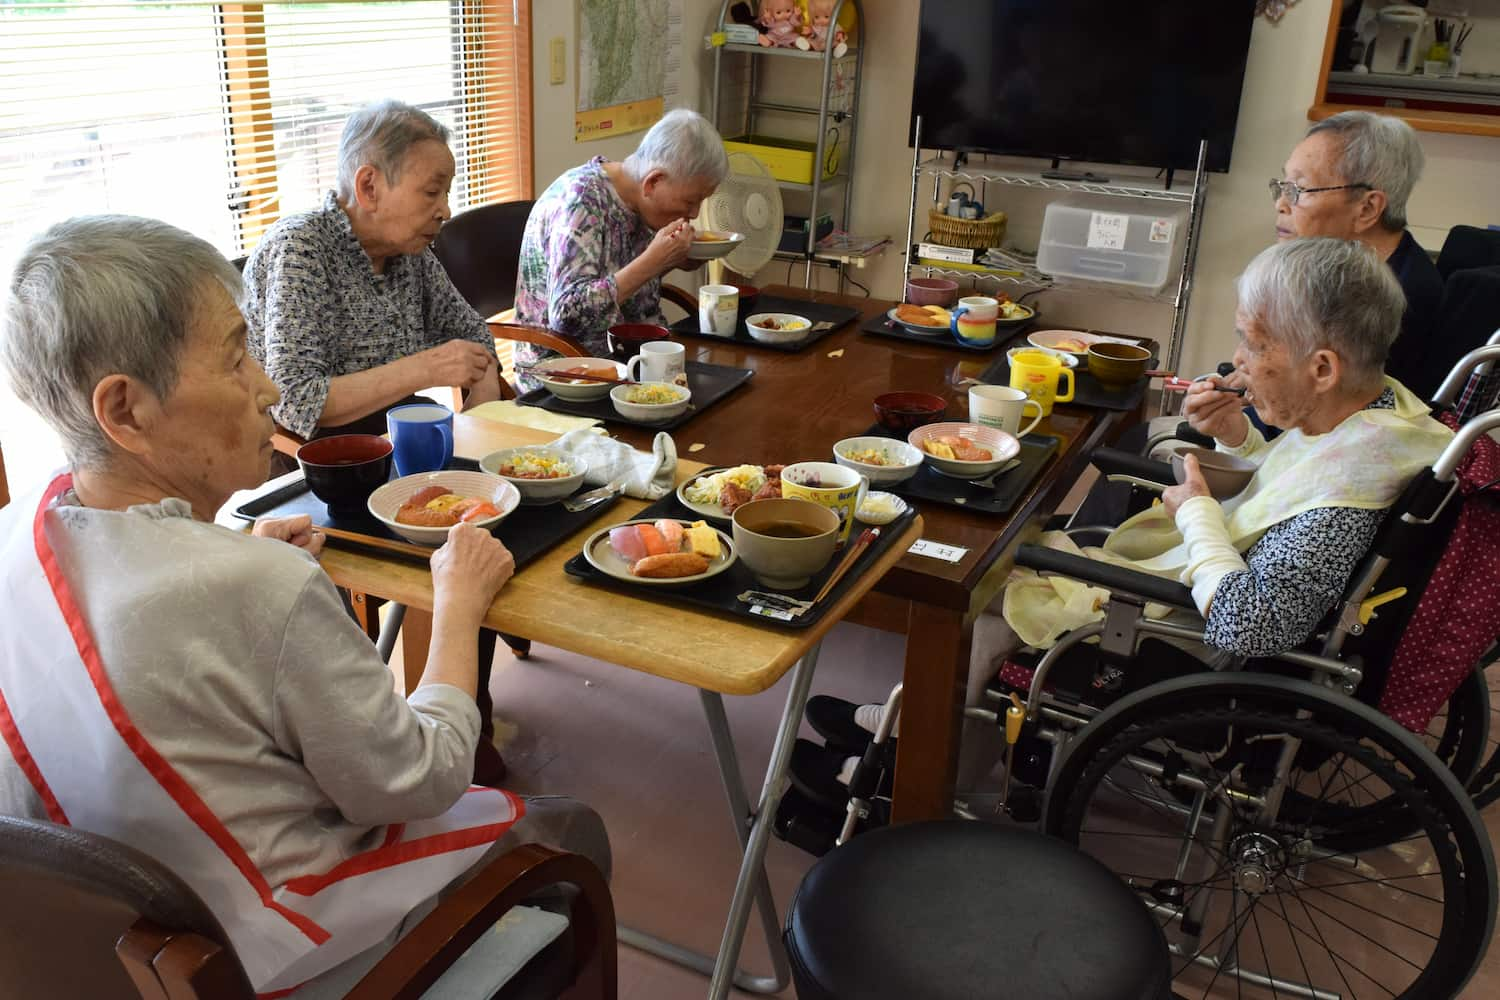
[[583, 518, 736, 585], [888, 303, 952, 335], [368, 470, 521, 545], [687, 230, 746, 260], [677, 463, 786, 523]]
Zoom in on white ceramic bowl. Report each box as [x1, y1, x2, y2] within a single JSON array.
[[686, 231, 746, 260], [1007, 345, 1077, 369], [907, 421, 1021, 479], [478, 445, 589, 503], [368, 470, 521, 546], [531, 356, 625, 401], [609, 381, 692, 423], [856, 491, 908, 526], [832, 436, 924, 485], [744, 312, 813, 345], [1026, 329, 1098, 363]]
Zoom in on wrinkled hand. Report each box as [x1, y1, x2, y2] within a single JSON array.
[[252, 514, 325, 557], [430, 522, 515, 621], [1163, 452, 1211, 520], [645, 219, 696, 274], [1181, 375, 1249, 448], [421, 339, 496, 389]]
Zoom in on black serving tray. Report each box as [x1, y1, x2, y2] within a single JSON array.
[[979, 332, 1158, 412], [516, 360, 753, 430], [561, 493, 918, 629], [668, 294, 859, 352], [858, 311, 1029, 353], [860, 424, 1060, 515], [233, 457, 620, 567]]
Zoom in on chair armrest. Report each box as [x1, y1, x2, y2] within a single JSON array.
[[343, 843, 615, 1000], [660, 282, 697, 315], [489, 321, 590, 358], [1171, 422, 1216, 449], [1016, 544, 1196, 610], [270, 424, 307, 460], [1091, 447, 1174, 485]]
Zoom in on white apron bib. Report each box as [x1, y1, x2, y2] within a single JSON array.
[[0, 475, 522, 997]]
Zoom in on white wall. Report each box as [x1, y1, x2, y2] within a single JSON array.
[[531, 0, 1500, 378]]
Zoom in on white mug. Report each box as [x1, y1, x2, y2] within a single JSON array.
[[627, 340, 687, 386], [969, 385, 1044, 437], [955, 296, 999, 323], [698, 284, 739, 337]]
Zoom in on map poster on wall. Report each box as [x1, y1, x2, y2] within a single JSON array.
[[576, 0, 683, 142]]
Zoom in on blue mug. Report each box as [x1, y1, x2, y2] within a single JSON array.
[[387, 403, 454, 477]]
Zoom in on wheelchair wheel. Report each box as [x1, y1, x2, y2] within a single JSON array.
[[1044, 673, 1496, 1000], [1464, 654, 1500, 810]]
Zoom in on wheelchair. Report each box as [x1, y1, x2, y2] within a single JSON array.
[[835, 344, 1500, 999]]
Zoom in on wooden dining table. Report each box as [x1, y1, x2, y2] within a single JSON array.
[[297, 284, 1138, 998]]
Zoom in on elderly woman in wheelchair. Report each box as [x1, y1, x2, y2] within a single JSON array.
[[823, 237, 1500, 999]]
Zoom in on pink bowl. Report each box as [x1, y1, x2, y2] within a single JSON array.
[[905, 277, 959, 307], [907, 421, 1020, 479]]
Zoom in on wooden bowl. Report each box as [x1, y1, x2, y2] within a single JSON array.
[[873, 391, 948, 432], [1087, 342, 1152, 390]]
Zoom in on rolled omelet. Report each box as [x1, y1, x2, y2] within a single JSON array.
[[685, 520, 721, 558]]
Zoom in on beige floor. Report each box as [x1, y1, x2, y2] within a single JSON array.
[[478, 623, 1500, 1000]]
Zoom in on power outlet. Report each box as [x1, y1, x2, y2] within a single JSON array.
[[549, 37, 566, 85]]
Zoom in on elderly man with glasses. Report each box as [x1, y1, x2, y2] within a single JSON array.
[[1270, 111, 1443, 396]]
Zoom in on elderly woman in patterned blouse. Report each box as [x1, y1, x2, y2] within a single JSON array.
[[512, 109, 728, 364], [243, 99, 501, 442]]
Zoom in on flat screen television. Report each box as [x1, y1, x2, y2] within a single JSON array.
[[910, 0, 1258, 173]]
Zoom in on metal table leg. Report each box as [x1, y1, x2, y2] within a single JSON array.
[[618, 642, 824, 997], [375, 602, 406, 664]]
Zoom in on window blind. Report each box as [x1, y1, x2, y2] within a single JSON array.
[[0, 0, 532, 259]]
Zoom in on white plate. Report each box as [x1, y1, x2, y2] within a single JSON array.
[[368, 471, 521, 546], [1026, 329, 1142, 359], [686, 231, 746, 260], [582, 518, 737, 586], [885, 307, 950, 337], [675, 466, 767, 524]]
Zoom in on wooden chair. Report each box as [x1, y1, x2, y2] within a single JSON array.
[[0, 815, 615, 1000]]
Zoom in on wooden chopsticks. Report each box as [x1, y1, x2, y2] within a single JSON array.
[[518, 366, 633, 386], [811, 527, 880, 606]]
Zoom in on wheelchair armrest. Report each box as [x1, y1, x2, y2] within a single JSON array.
[[1091, 447, 1175, 485], [1016, 544, 1197, 610], [1172, 422, 1216, 449]]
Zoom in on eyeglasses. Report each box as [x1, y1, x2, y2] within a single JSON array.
[[1268, 178, 1373, 206]]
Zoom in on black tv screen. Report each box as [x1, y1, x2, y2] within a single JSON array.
[[910, 0, 1257, 172]]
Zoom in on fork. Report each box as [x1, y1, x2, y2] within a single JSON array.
[[562, 476, 629, 512]]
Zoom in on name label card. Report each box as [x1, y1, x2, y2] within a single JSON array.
[[908, 539, 969, 563]]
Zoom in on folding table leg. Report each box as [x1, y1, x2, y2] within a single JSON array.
[[616, 642, 823, 997]]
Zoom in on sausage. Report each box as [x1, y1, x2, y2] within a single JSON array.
[[395, 502, 459, 527], [632, 552, 711, 578]]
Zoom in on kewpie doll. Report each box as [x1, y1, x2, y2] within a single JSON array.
[[757, 0, 802, 48], [796, 0, 848, 58]]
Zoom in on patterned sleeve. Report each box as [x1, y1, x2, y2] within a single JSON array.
[[544, 192, 623, 345], [1202, 506, 1386, 657], [248, 234, 337, 439], [420, 252, 497, 355]]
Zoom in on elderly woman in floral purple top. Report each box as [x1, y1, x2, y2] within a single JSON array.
[[513, 110, 728, 365]]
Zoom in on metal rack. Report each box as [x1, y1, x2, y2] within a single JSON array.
[[904, 116, 1210, 378], [709, 0, 868, 287]]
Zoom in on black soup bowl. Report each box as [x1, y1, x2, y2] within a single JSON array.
[[297, 434, 393, 513]]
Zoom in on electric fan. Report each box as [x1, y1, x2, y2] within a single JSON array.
[[699, 151, 783, 284]]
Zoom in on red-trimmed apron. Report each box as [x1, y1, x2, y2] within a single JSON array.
[[0, 475, 523, 997]]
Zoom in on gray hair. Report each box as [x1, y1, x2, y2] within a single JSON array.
[[0, 216, 241, 468], [1236, 237, 1405, 386], [622, 109, 729, 186], [1305, 111, 1424, 231], [335, 100, 451, 200]]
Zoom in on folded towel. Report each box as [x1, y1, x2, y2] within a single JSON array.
[[465, 400, 602, 435], [554, 427, 678, 500]]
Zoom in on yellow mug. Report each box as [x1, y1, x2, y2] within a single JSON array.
[[779, 461, 868, 545], [1008, 349, 1075, 415]]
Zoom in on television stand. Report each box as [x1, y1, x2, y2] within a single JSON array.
[[1040, 169, 1112, 184]]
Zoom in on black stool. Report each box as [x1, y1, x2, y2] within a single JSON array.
[[784, 821, 1173, 1000]]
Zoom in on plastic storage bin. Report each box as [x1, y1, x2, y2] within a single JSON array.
[[1036, 203, 1183, 290], [722, 134, 843, 185]]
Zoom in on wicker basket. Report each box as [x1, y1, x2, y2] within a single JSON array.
[[927, 208, 1008, 251]]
